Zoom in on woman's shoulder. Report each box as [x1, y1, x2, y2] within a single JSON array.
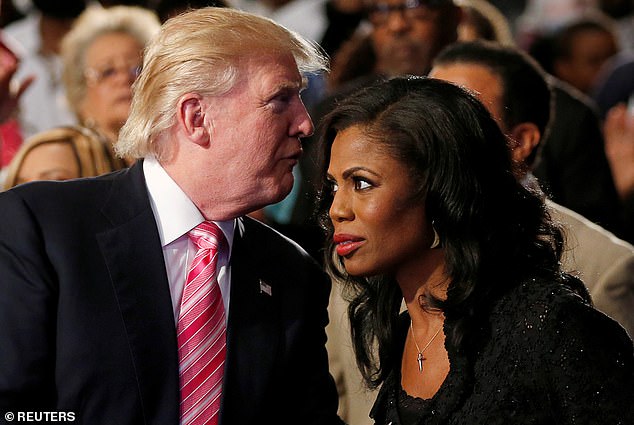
[[488, 275, 632, 363], [475, 277, 634, 423], [492, 275, 588, 318]]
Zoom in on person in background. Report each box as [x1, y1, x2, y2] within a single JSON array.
[[60, 4, 160, 155], [430, 40, 634, 336], [2, 125, 126, 189], [593, 52, 634, 243], [0, 36, 31, 124], [604, 99, 634, 243], [0, 7, 343, 424], [598, 0, 634, 51], [515, 0, 597, 51], [549, 14, 620, 95], [455, 0, 514, 46], [0, 32, 33, 170], [442, 0, 625, 238], [3, 0, 86, 137], [593, 51, 634, 117], [321, 76, 633, 425]]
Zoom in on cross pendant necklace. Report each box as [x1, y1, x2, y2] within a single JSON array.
[[410, 319, 442, 373]]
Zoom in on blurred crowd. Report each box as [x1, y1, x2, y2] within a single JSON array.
[[1, 0, 633, 244], [1, 1, 633, 423]]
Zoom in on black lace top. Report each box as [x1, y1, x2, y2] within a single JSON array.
[[370, 278, 634, 425]]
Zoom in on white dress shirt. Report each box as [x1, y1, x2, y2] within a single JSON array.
[[143, 156, 234, 323]]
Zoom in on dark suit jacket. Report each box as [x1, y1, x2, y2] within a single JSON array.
[[0, 162, 343, 425], [533, 81, 622, 235]]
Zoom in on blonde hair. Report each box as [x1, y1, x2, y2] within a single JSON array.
[[61, 5, 161, 122], [3, 126, 127, 190], [116, 6, 329, 160]]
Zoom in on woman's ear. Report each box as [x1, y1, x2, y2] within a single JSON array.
[[508, 122, 541, 165], [177, 94, 209, 146]]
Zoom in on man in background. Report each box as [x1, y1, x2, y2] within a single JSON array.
[[430, 41, 634, 338]]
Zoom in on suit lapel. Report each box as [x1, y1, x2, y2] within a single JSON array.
[[97, 163, 180, 424], [221, 217, 280, 425]]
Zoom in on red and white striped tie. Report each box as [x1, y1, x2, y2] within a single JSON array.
[[178, 221, 226, 425]]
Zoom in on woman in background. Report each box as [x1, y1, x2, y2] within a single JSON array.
[[3, 125, 125, 189], [320, 76, 634, 424], [60, 5, 160, 156]]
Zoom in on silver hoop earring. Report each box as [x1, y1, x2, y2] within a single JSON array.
[[430, 222, 440, 249]]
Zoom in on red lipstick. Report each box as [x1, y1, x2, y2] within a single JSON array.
[[333, 234, 365, 257]]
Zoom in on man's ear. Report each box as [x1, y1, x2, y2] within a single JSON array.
[[177, 93, 209, 146], [509, 122, 541, 164]]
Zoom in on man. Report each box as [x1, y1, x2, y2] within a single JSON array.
[[0, 7, 343, 425], [430, 41, 634, 337], [366, 0, 461, 78]]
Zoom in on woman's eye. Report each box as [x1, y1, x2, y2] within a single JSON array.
[[326, 179, 339, 193], [353, 178, 372, 190]]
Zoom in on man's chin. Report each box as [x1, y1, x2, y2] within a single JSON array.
[[258, 178, 294, 208]]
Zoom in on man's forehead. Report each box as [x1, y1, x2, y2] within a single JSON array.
[[232, 53, 303, 93]]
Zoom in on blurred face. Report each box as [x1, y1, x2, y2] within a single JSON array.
[[202, 53, 314, 211], [16, 141, 80, 185], [554, 29, 618, 94], [431, 63, 535, 165], [369, 0, 459, 76], [430, 62, 505, 127], [80, 32, 144, 139], [327, 125, 430, 277]]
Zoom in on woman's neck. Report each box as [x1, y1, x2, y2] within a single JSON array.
[[398, 248, 448, 316]]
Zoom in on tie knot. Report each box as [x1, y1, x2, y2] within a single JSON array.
[[188, 221, 223, 251]]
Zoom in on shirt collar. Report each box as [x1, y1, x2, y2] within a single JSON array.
[[143, 156, 235, 250]]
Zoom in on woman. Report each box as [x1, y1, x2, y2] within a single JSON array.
[[60, 5, 160, 156], [2, 125, 125, 189], [320, 77, 634, 424]]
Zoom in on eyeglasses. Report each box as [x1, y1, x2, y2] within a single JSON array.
[[84, 62, 142, 85], [368, 0, 446, 26]]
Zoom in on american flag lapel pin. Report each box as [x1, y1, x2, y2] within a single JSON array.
[[259, 279, 272, 296]]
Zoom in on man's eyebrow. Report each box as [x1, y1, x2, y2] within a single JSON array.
[[270, 80, 302, 95]]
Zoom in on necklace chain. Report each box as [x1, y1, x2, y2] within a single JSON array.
[[409, 319, 442, 373]]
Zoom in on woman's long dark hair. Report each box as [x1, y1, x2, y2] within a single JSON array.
[[317, 77, 569, 388]]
